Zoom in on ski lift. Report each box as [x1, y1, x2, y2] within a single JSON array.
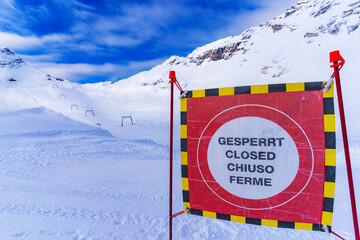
[[71, 104, 79, 111], [121, 116, 134, 126], [85, 110, 94, 117]]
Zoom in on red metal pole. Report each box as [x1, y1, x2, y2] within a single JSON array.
[[331, 51, 360, 240], [172, 211, 184, 219], [169, 76, 174, 240], [331, 231, 346, 240]]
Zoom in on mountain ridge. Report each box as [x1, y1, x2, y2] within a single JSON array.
[[106, 0, 359, 92]]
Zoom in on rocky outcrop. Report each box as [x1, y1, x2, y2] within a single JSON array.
[[0, 48, 25, 68], [189, 42, 242, 66], [271, 24, 283, 33], [304, 32, 319, 37], [312, 3, 332, 17]]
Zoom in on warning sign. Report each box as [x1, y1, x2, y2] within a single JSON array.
[[181, 82, 336, 231], [208, 114, 299, 201]]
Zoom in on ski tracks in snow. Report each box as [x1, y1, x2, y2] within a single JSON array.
[[0, 125, 358, 239], [0, 131, 173, 239], [0, 201, 168, 239]]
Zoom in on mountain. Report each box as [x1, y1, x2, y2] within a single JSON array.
[[0, 48, 87, 115], [107, 0, 360, 90], [96, 0, 360, 135], [0, 1, 360, 238], [0, 48, 66, 85], [0, 48, 171, 144], [1, 0, 360, 141]]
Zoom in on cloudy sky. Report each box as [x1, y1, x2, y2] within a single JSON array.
[[0, 0, 299, 83]]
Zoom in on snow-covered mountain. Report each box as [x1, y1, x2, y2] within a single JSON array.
[[0, 48, 67, 85], [90, 0, 360, 136], [1, 0, 360, 140], [0, 47, 171, 143], [107, 0, 360, 90], [0, 0, 360, 239]]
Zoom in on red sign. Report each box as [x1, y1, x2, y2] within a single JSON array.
[[181, 82, 335, 231]]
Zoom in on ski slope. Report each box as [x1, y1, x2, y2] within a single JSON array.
[[0, 0, 360, 239], [0, 107, 358, 239]]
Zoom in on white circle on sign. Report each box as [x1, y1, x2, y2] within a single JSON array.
[[207, 116, 299, 200]]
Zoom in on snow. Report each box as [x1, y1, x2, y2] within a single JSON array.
[[0, 107, 358, 240], [0, 0, 360, 238], [0, 108, 171, 239]]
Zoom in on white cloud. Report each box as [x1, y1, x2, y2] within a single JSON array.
[[0, 32, 71, 50], [19, 53, 62, 62], [1, 1, 300, 54], [31, 58, 166, 82], [0, 32, 45, 50], [1, 0, 15, 9], [101, 34, 143, 47], [66, 0, 95, 11], [215, 0, 300, 39], [69, 2, 173, 49]]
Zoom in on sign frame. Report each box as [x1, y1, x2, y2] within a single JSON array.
[[180, 81, 336, 232]]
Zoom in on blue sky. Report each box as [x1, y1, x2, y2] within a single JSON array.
[[0, 0, 298, 83]]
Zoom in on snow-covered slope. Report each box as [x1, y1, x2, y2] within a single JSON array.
[[0, 107, 111, 135], [1, 0, 360, 141], [0, 95, 358, 239], [0, 48, 171, 144], [0, 47, 77, 111], [0, 0, 360, 239]]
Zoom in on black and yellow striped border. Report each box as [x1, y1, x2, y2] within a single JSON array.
[[180, 81, 335, 232]]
